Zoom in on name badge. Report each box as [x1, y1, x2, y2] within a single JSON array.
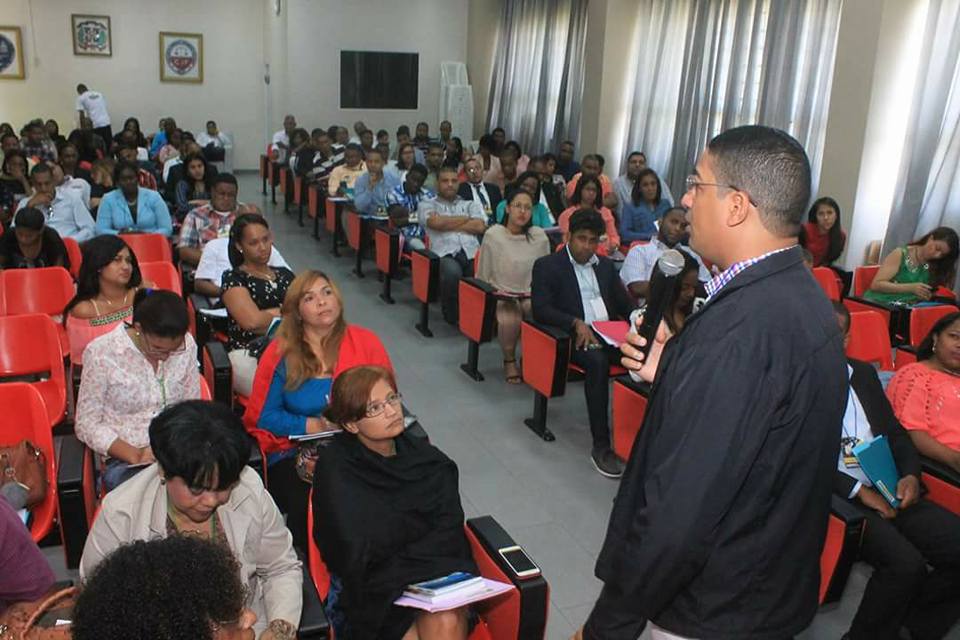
[[841, 436, 862, 469]]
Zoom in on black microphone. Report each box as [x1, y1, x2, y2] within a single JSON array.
[[637, 249, 686, 360]]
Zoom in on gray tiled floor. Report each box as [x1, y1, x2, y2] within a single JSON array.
[[47, 173, 957, 640]]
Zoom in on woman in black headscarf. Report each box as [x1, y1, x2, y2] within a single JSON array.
[[311, 365, 476, 640]]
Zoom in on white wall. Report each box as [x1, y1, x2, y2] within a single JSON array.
[[0, 0, 265, 170], [275, 0, 469, 143]]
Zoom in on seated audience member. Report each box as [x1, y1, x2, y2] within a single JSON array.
[[327, 144, 367, 197], [377, 128, 390, 147], [58, 142, 93, 207], [422, 141, 446, 192], [386, 163, 433, 251], [75, 290, 199, 491], [887, 311, 960, 469], [196, 119, 231, 165], [831, 304, 960, 640], [444, 136, 465, 173], [387, 141, 418, 184], [178, 173, 258, 266], [418, 166, 487, 325], [565, 154, 613, 201], [558, 177, 620, 253], [194, 236, 290, 298], [620, 207, 709, 301], [73, 537, 258, 640], [115, 128, 149, 161], [864, 227, 959, 304], [113, 117, 149, 149], [532, 209, 635, 477], [478, 187, 551, 383], [349, 120, 367, 145], [19, 120, 57, 163], [298, 128, 341, 191], [359, 129, 376, 157], [333, 125, 350, 148], [491, 126, 507, 155], [252, 271, 392, 550], [173, 152, 214, 220], [529, 155, 566, 216], [96, 160, 173, 236], [495, 149, 521, 192], [503, 140, 530, 173], [412, 121, 432, 153], [353, 148, 399, 215], [313, 365, 476, 640], [88, 158, 115, 213], [161, 138, 201, 187], [0, 492, 56, 615], [475, 134, 502, 185], [0, 206, 69, 269], [0, 149, 30, 225], [221, 214, 295, 396], [634, 250, 701, 383], [156, 128, 182, 167], [799, 196, 852, 295], [439, 119, 453, 143], [80, 400, 302, 639], [620, 168, 672, 244], [391, 125, 425, 164], [270, 114, 297, 164], [70, 128, 104, 166], [148, 118, 173, 159], [116, 142, 158, 191], [16, 162, 95, 241], [64, 235, 144, 365], [542, 153, 567, 189], [493, 171, 555, 228], [44, 118, 66, 149], [613, 152, 673, 218], [287, 128, 310, 170], [458, 156, 503, 222], [555, 140, 580, 182]]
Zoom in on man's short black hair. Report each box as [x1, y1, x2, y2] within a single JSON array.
[[407, 163, 428, 179], [327, 125, 339, 138], [345, 143, 363, 154], [14, 206, 45, 231], [561, 140, 575, 148], [212, 172, 238, 189], [72, 537, 246, 640], [376, 129, 388, 138], [437, 165, 459, 177], [364, 146, 385, 161], [626, 151, 646, 163], [310, 127, 326, 138], [427, 141, 444, 151], [706, 125, 811, 237], [76, 83, 87, 94], [30, 162, 53, 179], [150, 400, 252, 491], [492, 126, 506, 135], [568, 208, 605, 237], [397, 125, 410, 136], [206, 120, 216, 128]]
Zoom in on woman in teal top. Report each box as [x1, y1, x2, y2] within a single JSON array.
[[864, 227, 959, 304], [494, 170, 555, 228], [95, 160, 173, 237]]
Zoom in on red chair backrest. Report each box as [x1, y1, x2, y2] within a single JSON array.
[[63, 237, 82, 280], [612, 380, 648, 460], [812, 267, 840, 301], [520, 321, 568, 398], [818, 513, 845, 604], [199, 375, 212, 400], [0, 314, 68, 428], [140, 261, 182, 295], [119, 233, 173, 264], [346, 211, 362, 251], [909, 304, 957, 346], [374, 227, 399, 275], [0, 267, 75, 317], [325, 199, 337, 233], [847, 310, 893, 370], [853, 266, 879, 297], [921, 471, 960, 516]]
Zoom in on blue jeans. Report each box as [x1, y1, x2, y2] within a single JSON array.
[[101, 458, 148, 493]]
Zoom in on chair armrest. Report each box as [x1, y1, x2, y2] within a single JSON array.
[[523, 319, 570, 342], [613, 375, 651, 397], [458, 277, 498, 344], [820, 495, 866, 604], [298, 562, 331, 639], [520, 321, 571, 398], [830, 494, 866, 525], [411, 248, 440, 304], [467, 515, 548, 640], [56, 434, 90, 569], [920, 455, 960, 516], [921, 455, 960, 485]]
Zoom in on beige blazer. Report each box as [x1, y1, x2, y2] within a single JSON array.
[[80, 465, 302, 633]]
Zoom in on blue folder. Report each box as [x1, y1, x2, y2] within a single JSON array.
[[853, 435, 901, 508]]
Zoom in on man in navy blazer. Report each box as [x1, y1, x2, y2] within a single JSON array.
[[531, 208, 635, 477], [459, 157, 502, 224]]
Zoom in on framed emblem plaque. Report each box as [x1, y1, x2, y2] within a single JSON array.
[[159, 31, 203, 83], [72, 15, 112, 56], [0, 26, 24, 79]]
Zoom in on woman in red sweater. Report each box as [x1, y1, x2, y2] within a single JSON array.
[[799, 196, 852, 295]]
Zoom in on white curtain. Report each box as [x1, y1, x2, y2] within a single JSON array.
[[883, 0, 960, 291], [485, 0, 588, 154], [621, 0, 842, 198]]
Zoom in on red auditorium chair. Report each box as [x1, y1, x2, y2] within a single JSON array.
[[895, 304, 958, 369], [852, 265, 879, 297], [919, 456, 960, 516], [345, 209, 366, 277], [812, 267, 841, 301], [119, 232, 173, 264], [308, 183, 324, 240], [259, 150, 270, 195], [139, 261, 182, 295], [293, 174, 305, 225], [410, 247, 441, 337], [307, 496, 549, 640], [611, 376, 650, 460], [0, 383, 59, 543], [0, 314, 68, 428], [62, 236, 82, 279], [457, 277, 499, 381], [846, 310, 893, 370], [0, 266, 75, 355], [374, 227, 402, 304], [267, 154, 281, 205]]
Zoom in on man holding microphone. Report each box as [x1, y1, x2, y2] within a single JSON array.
[[575, 126, 848, 640]]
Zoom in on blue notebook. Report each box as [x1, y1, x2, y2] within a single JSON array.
[[853, 436, 901, 508]]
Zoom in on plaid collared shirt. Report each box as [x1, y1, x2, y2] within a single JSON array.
[[178, 202, 258, 249], [705, 245, 797, 302]]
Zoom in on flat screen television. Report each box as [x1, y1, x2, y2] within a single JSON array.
[[340, 50, 419, 109]]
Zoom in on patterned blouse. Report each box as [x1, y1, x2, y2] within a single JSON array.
[[886, 362, 960, 450], [74, 323, 200, 456], [221, 266, 295, 351]]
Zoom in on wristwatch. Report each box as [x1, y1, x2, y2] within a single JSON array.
[[269, 619, 297, 639]]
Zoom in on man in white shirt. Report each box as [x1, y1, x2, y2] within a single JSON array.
[[613, 151, 674, 220], [194, 237, 291, 298], [16, 163, 95, 242], [75, 83, 112, 150], [271, 115, 296, 164], [620, 207, 709, 302], [196, 120, 231, 170], [52, 163, 90, 210]]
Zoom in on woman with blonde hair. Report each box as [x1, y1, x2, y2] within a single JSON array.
[[244, 269, 392, 550]]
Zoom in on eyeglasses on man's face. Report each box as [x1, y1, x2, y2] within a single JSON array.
[[684, 175, 758, 207]]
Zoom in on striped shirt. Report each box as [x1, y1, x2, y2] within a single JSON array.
[[705, 245, 797, 301]]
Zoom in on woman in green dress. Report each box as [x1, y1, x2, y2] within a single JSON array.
[[864, 227, 959, 304]]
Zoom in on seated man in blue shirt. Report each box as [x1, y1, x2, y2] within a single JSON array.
[[531, 209, 636, 478], [386, 163, 433, 252], [352, 148, 399, 215]]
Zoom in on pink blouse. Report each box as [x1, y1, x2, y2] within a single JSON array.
[[75, 324, 200, 455], [886, 362, 960, 450], [66, 305, 132, 365]]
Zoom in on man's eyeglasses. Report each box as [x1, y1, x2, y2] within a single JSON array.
[[685, 175, 758, 207], [365, 393, 403, 418]]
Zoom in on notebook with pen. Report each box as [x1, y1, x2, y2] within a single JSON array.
[[852, 435, 901, 508]]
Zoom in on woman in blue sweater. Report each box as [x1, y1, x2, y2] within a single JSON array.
[[95, 160, 172, 237], [620, 168, 672, 244]]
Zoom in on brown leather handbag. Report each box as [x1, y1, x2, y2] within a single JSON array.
[[0, 587, 75, 639], [0, 441, 47, 507]]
